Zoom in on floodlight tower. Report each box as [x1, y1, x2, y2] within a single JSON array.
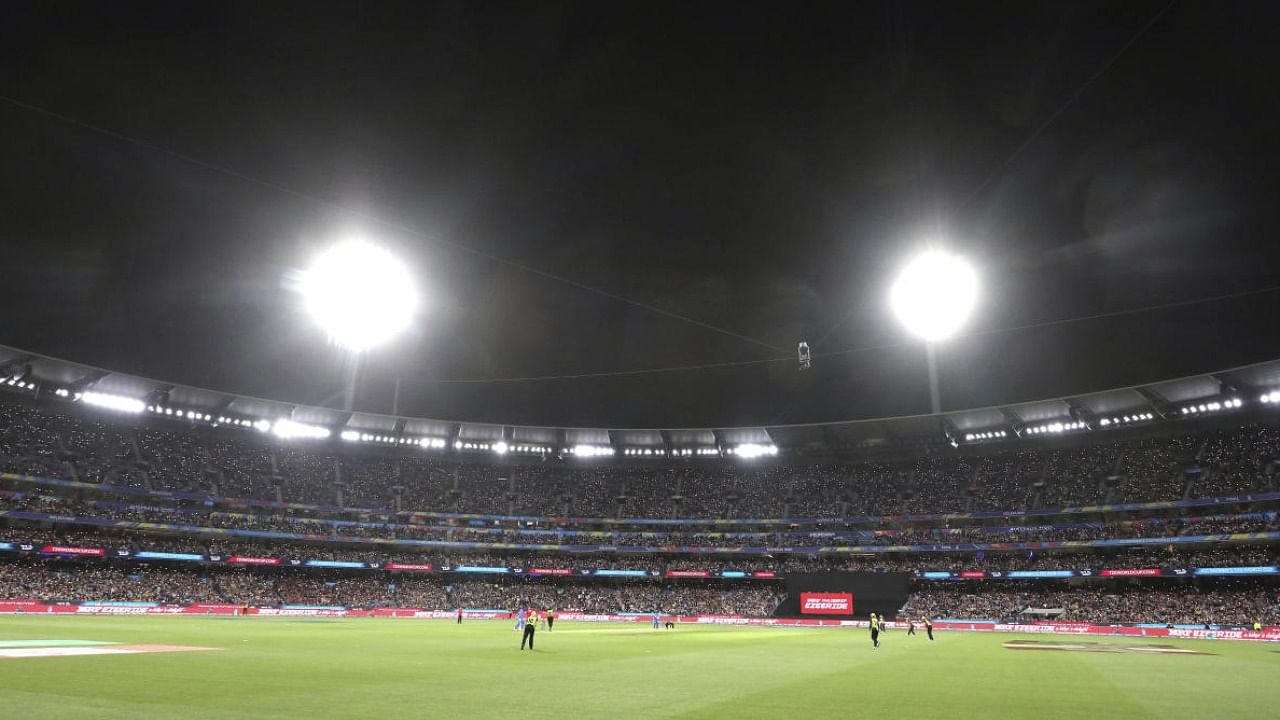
[[300, 240, 419, 410], [889, 249, 978, 414]]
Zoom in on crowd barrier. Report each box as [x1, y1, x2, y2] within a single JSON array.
[[2, 600, 1276, 641]]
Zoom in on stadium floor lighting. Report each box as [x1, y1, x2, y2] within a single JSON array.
[[889, 249, 978, 341], [300, 240, 418, 351]]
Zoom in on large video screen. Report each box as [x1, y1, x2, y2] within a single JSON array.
[[777, 572, 912, 619], [799, 592, 853, 615]]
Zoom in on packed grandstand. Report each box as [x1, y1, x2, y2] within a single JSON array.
[[1, 366, 1278, 629]]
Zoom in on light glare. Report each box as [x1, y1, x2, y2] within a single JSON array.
[[301, 241, 418, 351], [80, 391, 145, 414], [271, 418, 330, 440], [731, 443, 778, 458], [889, 250, 978, 341]]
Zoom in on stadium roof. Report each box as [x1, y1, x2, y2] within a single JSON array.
[[4, 342, 1277, 453]]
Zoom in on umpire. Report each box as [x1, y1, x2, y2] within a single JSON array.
[[521, 609, 537, 650]]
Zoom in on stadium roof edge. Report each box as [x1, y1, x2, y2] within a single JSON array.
[[1, 342, 1277, 448]]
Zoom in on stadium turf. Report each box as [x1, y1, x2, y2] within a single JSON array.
[[0, 617, 1276, 719]]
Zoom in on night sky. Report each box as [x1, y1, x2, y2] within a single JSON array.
[[2, 1, 1279, 428]]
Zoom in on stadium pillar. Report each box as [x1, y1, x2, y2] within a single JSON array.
[[926, 343, 941, 414]]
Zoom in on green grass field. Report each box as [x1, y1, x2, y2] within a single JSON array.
[[0, 616, 1276, 719]]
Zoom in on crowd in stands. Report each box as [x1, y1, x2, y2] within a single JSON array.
[[0, 562, 227, 605], [901, 580, 1280, 626], [437, 579, 782, 616], [0, 560, 783, 614], [3, 399, 1279, 621], [2, 522, 1276, 575], [4, 485, 1277, 549], [2, 402, 1278, 521], [2, 556, 1273, 624]]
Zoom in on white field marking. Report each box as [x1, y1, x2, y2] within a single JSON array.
[[1002, 641, 1213, 655], [529, 629, 659, 635], [0, 644, 217, 659], [0, 647, 141, 658], [541, 627, 814, 638], [0, 640, 116, 648]]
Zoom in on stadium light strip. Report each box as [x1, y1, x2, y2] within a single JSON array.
[[569, 444, 615, 457], [80, 391, 145, 414], [1180, 398, 1244, 416], [147, 404, 215, 423], [144, 403, 261, 430], [269, 418, 330, 440], [1022, 420, 1087, 436], [671, 448, 720, 457], [340, 431, 449, 450], [1098, 412, 1156, 427], [963, 430, 1008, 442], [726, 443, 778, 458]]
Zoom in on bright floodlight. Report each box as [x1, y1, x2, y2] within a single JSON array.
[[889, 249, 977, 341], [301, 241, 418, 351]]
